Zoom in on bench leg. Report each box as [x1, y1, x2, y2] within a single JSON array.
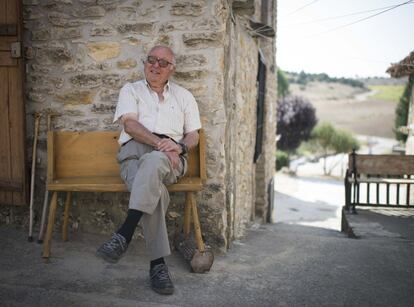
[[188, 192, 205, 253], [42, 191, 58, 260], [62, 192, 72, 242], [183, 193, 192, 237]]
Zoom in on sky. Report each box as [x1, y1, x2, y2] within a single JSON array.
[[277, 0, 414, 78]]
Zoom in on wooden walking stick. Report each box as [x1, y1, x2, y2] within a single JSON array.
[[28, 112, 41, 242], [37, 111, 59, 243]]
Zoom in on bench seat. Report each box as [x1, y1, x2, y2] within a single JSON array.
[[345, 152, 414, 210], [347, 177, 414, 184], [47, 177, 204, 192], [42, 130, 208, 269]]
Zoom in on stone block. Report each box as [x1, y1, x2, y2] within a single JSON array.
[[117, 58, 137, 69], [99, 88, 118, 102], [192, 18, 222, 31], [122, 36, 141, 46], [90, 26, 116, 37], [70, 74, 102, 88], [124, 71, 143, 83], [176, 54, 207, 67], [102, 74, 122, 89], [31, 63, 51, 74], [47, 46, 73, 63], [117, 23, 153, 35], [116, 6, 138, 20], [81, 6, 106, 17], [174, 70, 207, 81], [56, 90, 95, 105], [50, 0, 73, 4], [24, 46, 36, 60], [155, 35, 170, 46], [62, 109, 84, 116], [79, 0, 96, 4], [73, 118, 100, 129], [92, 103, 116, 113], [183, 32, 223, 48], [179, 83, 208, 97], [159, 21, 189, 32], [87, 42, 121, 62], [27, 91, 46, 103], [170, 0, 206, 17], [48, 12, 84, 27], [141, 3, 164, 17], [54, 28, 82, 39], [31, 28, 51, 41], [97, 0, 120, 5]]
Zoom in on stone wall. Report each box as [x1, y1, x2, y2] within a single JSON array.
[[1, 0, 277, 252], [255, 0, 277, 222]]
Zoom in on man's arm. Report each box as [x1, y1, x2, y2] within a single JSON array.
[[180, 130, 199, 151], [157, 130, 199, 154], [121, 113, 161, 147], [121, 113, 185, 169]]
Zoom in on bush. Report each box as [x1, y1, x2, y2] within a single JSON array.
[[277, 68, 290, 98], [394, 78, 413, 142], [310, 122, 360, 175], [275, 150, 289, 171], [277, 95, 318, 152]]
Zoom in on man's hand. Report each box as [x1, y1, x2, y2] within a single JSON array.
[[163, 151, 181, 169], [157, 138, 181, 154]]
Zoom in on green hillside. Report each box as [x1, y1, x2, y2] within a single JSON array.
[[368, 85, 405, 102]]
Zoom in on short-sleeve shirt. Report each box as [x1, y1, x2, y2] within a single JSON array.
[[114, 80, 202, 145]]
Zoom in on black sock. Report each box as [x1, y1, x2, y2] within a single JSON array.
[[117, 209, 143, 244], [150, 257, 165, 269]]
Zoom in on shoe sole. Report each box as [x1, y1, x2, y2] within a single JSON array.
[[151, 286, 174, 295], [95, 250, 120, 264]]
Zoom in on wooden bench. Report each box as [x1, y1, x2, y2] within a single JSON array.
[[42, 129, 212, 271], [345, 150, 414, 212]]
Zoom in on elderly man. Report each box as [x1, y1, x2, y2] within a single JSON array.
[[96, 45, 201, 295]]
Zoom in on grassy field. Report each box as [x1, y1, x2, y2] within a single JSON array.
[[290, 81, 398, 138], [368, 85, 405, 102]]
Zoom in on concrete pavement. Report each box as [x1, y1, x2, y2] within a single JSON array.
[[1, 214, 414, 307]]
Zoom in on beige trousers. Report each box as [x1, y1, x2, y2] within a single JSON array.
[[117, 140, 186, 260]]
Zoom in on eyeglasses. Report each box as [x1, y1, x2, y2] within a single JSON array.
[[145, 55, 174, 68]]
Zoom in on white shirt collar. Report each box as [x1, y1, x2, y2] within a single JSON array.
[[144, 79, 170, 93]]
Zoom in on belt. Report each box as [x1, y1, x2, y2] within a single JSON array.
[[153, 133, 177, 144], [121, 138, 133, 147], [121, 133, 177, 147]]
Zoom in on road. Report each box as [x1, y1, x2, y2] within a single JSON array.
[[273, 135, 400, 231]]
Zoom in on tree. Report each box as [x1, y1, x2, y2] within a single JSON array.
[[277, 68, 290, 98], [277, 95, 318, 152], [394, 78, 413, 142], [310, 122, 360, 175]]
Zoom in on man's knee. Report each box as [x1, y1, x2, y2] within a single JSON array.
[[140, 151, 170, 172]]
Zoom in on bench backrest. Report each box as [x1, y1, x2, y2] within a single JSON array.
[[47, 129, 207, 181], [348, 154, 414, 176]]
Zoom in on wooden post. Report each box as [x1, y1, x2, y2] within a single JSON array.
[[42, 192, 58, 259], [28, 113, 41, 242], [189, 192, 205, 253], [62, 192, 72, 242], [183, 192, 192, 236]]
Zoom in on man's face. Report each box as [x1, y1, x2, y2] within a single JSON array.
[[144, 47, 175, 87]]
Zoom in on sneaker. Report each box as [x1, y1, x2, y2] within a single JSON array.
[[96, 233, 128, 263], [150, 263, 175, 295]]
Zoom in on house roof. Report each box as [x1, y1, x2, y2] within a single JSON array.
[[386, 50, 414, 78]]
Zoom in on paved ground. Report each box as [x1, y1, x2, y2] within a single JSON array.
[[1, 211, 414, 307], [2, 137, 413, 306]]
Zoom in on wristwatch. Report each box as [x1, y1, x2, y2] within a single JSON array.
[[178, 142, 188, 155]]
